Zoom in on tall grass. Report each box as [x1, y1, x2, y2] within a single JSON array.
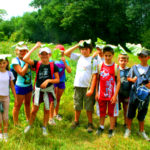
[[0, 42, 150, 150]]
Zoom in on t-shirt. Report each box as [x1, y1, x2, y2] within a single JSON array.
[[32, 60, 59, 88], [54, 60, 70, 82], [94, 55, 104, 64], [128, 64, 150, 79], [11, 58, 32, 87], [70, 53, 97, 87], [0, 71, 14, 96], [99, 62, 116, 101]]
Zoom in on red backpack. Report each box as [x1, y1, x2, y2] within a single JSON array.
[[33, 61, 54, 88]]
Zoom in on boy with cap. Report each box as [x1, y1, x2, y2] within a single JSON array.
[[124, 50, 150, 141], [23, 42, 59, 136]]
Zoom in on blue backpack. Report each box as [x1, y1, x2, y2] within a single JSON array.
[[10, 57, 21, 84], [131, 65, 150, 108]]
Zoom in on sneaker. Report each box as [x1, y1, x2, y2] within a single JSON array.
[[0, 133, 3, 141], [124, 128, 131, 138], [71, 121, 79, 129], [49, 119, 56, 125], [24, 125, 31, 134], [55, 114, 62, 121], [42, 127, 48, 136], [96, 127, 104, 136], [138, 131, 150, 141], [108, 129, 114, 138], [3, 133, 8, 142], [87, 123, 93, 133]]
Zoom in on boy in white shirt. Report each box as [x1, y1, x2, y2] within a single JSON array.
[[65, 40, 97, 133]]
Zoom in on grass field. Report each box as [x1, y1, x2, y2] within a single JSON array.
[[0, 41, 150, 150]]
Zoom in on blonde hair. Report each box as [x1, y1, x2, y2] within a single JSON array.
[[118, 54, 129, 61]]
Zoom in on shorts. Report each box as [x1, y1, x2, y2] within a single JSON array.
[[15, 85, 32, 95], [54, 82, 65, 89], [33, 92, 54, 104], [118, 94, 129, 110], [127, 98, 149, 121], [73, 87, 95, 111], [99, 100, 115, 117]]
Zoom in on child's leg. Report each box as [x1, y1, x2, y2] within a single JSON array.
[[100, 117, 105, 126], [43, 106, 49, 127], [29, 105, 39, 125], [75, 110, 81, 122], [13, 94, 24, 125], [110, 117, 115, 130], [24, 92, 32, 121], [2, 96, 9, 133], [54, 87, 64, 116], [49, 102, 54, 120], [139, 121, 144, 132], [126, 118, 132, 130], [123, 102, 128, 125], [0, 114, 2, 133], [86, 111, 92, 123]]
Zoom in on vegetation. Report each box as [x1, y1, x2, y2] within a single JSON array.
[[0, 42, 150, 150]]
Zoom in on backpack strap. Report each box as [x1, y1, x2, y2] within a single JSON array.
[[8, 71, 11, 86], [115, 63, 119, 77], [98, 63, 103, 75], [133, 65, 141, 77], [145, 66, 150, 79], [16, 57, 21, 65], [49, 62, 54, 79]]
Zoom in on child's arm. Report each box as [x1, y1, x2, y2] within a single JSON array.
[[92, 51, 100, 58], [111, 69, 121, 104], [10, 80, 17, 99], [64, 40, 83, 58], [127, 77, 137, 83], [86, 74, 97, 96], [95, 74, 99, 101], [146, 81, 150, 89], [14, 63, 29, 76], [23, 42, 42, 65], [61, 57, 71, 73], [40, 72, 60, 89]]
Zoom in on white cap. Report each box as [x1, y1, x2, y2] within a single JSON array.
[[39, 47, 51, 54], [0, 54, 12, 60], [16, 45, 29, 51]]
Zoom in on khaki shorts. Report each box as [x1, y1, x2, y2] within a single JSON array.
[[73, 87, 95, 111]]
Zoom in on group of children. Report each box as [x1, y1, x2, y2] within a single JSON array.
[[0, 40, 150, 142]]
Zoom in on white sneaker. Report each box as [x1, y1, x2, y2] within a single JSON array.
[[49, 119, 56, 125], [0, 133, 3, 141], [55, 114, 62, 121], [24, 125, 31, 133], [3, 133, 8, 142], [138, 131, 150, 141], [124, 128, 131, 138], [42, 127, 48, 136]]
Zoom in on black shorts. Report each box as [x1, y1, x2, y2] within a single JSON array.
[[127, 98, 149, 121]]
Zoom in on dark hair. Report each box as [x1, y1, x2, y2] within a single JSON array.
[[79, 42, 93, 53], [103, 46, 114, 54], [0, 58, 9, 70]]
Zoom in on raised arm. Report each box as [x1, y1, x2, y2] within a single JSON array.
[[23, 42, 42, 65], [61, 57, 71, 73], [14, 64, 29, 76]]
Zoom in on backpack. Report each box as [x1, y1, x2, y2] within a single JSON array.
[[132, 65, 150, 108], [119, 68, 131, 98], [10, 57, 21, 84], [34, 61, 54, 88]]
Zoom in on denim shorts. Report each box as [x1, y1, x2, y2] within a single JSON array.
[[15, 85, 33, 95]]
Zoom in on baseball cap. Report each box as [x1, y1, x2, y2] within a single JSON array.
[[55, 44, 65, 51], [39, 47, 51, 54], [16, 41, 29, 51], [137, 50, 148, 56]]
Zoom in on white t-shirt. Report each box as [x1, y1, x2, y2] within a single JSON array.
[[137, 64, 149, 75], [0, 71, 14, 96], [70, 53, 97, 87]]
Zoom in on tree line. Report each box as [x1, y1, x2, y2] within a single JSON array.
[[0, 0, 150, 48]]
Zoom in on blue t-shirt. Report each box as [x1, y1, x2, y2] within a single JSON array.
[[11, 58, 32, 87], [54, 60, 69, 82]]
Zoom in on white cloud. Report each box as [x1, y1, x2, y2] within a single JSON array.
[[0, 0, 36, 20]]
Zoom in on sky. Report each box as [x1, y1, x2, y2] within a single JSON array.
[[0, 0, 36, 20]]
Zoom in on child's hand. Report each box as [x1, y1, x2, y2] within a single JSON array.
[[95, 93, 99, 102], [40, 79, 49, 89], [110, 96, 116, 104], [35, 42, 42, 48], [86, 90, 93, 97], [145, 81, 150, 89], [132, 76, 137, 83], [78, 40, 84, 46]]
